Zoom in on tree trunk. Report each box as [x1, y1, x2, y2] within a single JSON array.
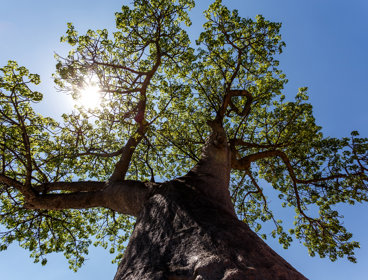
[[113, 179, 307, 280]]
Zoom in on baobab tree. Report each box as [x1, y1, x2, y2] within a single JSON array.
[[0, 0, 367, 279]]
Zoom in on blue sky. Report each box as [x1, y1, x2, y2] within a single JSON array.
[[0, 0, 367, 279]]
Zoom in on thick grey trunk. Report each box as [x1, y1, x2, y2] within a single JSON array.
[[114, 179, 307, 280], [185, 120, 235, 216]]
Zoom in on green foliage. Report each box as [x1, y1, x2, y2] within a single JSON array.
[[1, 0, 367, 269], [0, 61, 134, 270], [0, 61, 57, 184]]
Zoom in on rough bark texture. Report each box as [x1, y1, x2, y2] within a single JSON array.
[[114, 179, 307, 280]]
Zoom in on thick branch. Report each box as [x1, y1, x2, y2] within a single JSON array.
[[104, 180, 152, 216], [33, 181, 106, 193], [2, 174, 150, 216], [24, 191, 106, 211], [26, 180, 151, 217], [108, 126, 146, 183]]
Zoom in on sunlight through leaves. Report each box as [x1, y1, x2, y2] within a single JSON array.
[[76, 83, 101, 109]]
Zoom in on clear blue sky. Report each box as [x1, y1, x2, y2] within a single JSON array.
[[0, 0, 367, 279]]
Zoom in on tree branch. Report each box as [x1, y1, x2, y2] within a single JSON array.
[[92, 60, 149, 76], [24, 191, 106, 211], [230, 138, 286, 149], [108, 125, 146, 183], [0, 174, 37, 199], [33, 181, 106, 193], [25, 180, 151, 217], [0, 174, 24, 190], [217, 89, 253, 121], [108, 44, 162, 183], [231, 149, 360, 184]]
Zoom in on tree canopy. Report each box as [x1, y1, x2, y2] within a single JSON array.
[[0, 0, 367, 271]]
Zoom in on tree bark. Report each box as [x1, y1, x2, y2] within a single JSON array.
[[114, 178, 307, 280]]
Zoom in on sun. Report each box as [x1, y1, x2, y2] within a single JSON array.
[[76, 84, 101, 109]]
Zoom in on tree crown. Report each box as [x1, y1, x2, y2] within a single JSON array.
[[1, 0, 367, 269]]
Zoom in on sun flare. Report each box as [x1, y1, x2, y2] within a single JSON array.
[[77, 84, 101, 109]]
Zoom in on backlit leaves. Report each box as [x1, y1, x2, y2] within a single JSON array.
[[1, 0, 367, 269]]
